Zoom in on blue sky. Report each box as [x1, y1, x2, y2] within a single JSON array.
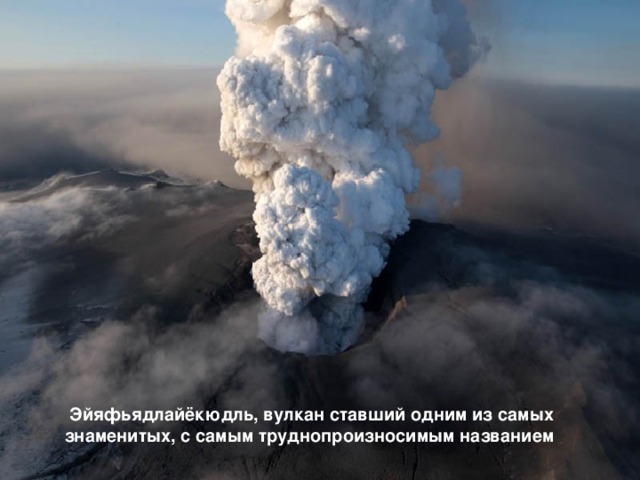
[[1, 0, 639, 87], [476, 0, 640, 87]]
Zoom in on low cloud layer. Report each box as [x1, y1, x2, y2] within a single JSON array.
[[1, 69, 639, 251], [0, 69, 244, 189], [414, 79, 640, 250], [0, 185, 132, 278]]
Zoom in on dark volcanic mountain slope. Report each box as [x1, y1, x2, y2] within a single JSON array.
[[1, 185, 639, 479], [0, 171, 255, 374]]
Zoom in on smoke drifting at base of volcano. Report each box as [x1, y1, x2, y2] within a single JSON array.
[[218, 0, 486, 353]]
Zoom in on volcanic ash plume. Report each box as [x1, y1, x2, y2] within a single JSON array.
[[217, 0, 485, 354]]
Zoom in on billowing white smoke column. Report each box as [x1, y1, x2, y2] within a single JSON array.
[[218, 0, 485, 354]]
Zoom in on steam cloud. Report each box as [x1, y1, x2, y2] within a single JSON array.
[[217, 0, 485, 353]]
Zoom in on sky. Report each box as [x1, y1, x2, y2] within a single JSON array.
[[474, 0, 640, 87], [1, 0, 639, 88]]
